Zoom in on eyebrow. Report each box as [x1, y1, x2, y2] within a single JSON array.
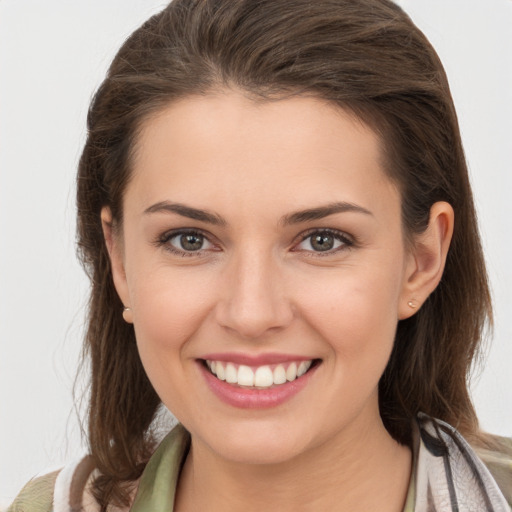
[[281, 202, 373, 226], [144, 201, 227, 226], [143, 200, 372, 226]]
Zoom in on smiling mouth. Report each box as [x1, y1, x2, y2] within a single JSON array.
[[202, 359, 320, 389]]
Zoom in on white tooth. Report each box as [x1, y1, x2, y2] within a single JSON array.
[[237, 365, 254, 386], [225, 363, 238, 383], [254, 366, 273, 387], [286, 362, 297, 381], [216, 362, 226, 381], [304, 360, 312, 371], [273, 365, 287, 385], [210, 361, 216, 373], [297, 361, 308, 377]]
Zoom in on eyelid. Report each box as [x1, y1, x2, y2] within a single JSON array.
[[154, 228, 220, 257], [291, 228, 355, 255], [153, 227, 355, 257]]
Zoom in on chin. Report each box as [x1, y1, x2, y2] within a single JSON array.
[[200, 420, 314, 466], [217, 438, 306, 466]]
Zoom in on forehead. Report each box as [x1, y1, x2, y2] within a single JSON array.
[[127, 91, 399, 222]]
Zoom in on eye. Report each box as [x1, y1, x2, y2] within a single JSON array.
[[294, 229, 353, 254], [171, 232, 211, 252], [157, 229, 216, 256]]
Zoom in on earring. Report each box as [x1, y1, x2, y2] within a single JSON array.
[[122, 306, 133, 323], [407, 300, 417, 309]]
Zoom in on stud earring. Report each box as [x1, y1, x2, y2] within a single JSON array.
[[407, 300, 417, 309], [122, 306, 133, 323]]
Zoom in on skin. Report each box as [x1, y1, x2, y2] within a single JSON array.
[[103, 90, 454, 511]]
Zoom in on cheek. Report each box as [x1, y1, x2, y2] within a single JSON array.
[[128, 267, 215, 386], [297, 264, 402, 365], [129, 258, 215, 338], [129, 277, 215, 418]]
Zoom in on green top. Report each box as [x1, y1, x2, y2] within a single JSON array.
[[7, 424, 512, 512], [130, 425, 189, 511]]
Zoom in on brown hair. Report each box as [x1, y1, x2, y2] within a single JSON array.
[[76, 0, 492, 508]]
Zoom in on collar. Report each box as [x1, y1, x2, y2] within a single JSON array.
[[130, 424, 190, 512], [129, 415, 509, 512]]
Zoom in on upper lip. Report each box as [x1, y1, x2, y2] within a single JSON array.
[[199, 352, 316, 366]]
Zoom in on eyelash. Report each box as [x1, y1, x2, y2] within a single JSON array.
[[155, 229, 217, 258], [154, 228, 355, 257], [293, 228, 355, 257]]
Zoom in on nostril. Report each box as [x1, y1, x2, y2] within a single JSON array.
[[215, 299, 294, 340]]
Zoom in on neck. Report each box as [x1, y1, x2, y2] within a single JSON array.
[[175, 409, 412, 512]]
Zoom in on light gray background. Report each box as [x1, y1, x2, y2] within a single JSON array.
[[1, 0, 511, 506]]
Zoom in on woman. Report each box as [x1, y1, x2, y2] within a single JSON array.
[[8, 0, 512, 511]]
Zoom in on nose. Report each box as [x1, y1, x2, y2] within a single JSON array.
[[214, 249, 294, 340]]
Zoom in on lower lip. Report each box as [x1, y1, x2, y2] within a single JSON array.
[[199, 361, 319, 409]]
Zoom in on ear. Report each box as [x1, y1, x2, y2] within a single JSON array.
[[101, 207, 133, 323], [398, 201, 454, 320]]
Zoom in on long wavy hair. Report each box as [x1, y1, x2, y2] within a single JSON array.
[[76, 0, 492, 508]]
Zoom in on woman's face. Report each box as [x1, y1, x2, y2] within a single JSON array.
[[108, 91, 420, 464]]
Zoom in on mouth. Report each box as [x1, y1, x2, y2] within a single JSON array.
[[201, 358, 320, 389]]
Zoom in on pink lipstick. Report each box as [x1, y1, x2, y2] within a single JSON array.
[[198, 354, 320, 409]]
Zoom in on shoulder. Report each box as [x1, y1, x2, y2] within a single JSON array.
[[475, 435, 512, 507], [415, 414, 512, 510], [7, 456, 97, 512], [6, 425, 188, 512], [6, 471, 58, 512]]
